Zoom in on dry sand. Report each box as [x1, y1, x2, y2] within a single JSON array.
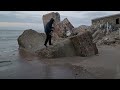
[[0, 45, 120, 79]]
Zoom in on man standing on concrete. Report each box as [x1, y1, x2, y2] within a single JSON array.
[[44, 18, 55, 47]]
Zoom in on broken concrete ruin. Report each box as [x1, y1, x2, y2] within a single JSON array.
[[72, 25, 90, 35], [35, 39, 76, 58], [36, 31, 98, 58], [70, 31, 98, 56], [95, 30, 120, 46], [17, 12, 98, 59], [17, 30, 98, 58], [91, 14, 120, 46], [42, 12, 74, 41], [54, 18, 74, 38], [92, 13, 120, 32]]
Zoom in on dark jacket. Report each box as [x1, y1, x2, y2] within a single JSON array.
[[45, 19, 54, 34]]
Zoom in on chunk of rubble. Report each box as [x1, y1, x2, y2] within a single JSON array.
[[95, 30, 120, 46], [42, 12, 60, 29], [17, 29, 46, 53], [17, 12, 98, 59], [35, 39, 76, 58], [71, 25, 96, 37], [97, 36, 116, 46], [36, 31, 98, 58], [92, 29, 106, 43], [42, 12, 74, 41], [70, 31, 98, 57], [54, 18, 74, 38]]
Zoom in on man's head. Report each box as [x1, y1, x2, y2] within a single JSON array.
[[50, 18, 55, 23]]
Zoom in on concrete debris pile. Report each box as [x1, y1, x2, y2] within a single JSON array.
[[36, 31, 98, 58], [17, 12, 98, 58], [95, 30, 120, 46], [90, 13, 120, 46], [91, 24, 120, 46], [72, 25, 91, 35], [42, 12, 74, 42]]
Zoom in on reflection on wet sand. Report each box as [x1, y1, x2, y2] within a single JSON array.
[[18, 49, 95, 79], [0, 49, 95, 79], [1, 46, 120, 79]]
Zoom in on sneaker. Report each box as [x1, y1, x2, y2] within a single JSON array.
[[44, 44, 47, 47], [49, 44, 53, 45]]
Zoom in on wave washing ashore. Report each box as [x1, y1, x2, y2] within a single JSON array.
[[0, 30, 120, 79]]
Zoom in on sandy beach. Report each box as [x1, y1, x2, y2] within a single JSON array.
[[0, 45, 120, 79], [1, 11, 120, 79]]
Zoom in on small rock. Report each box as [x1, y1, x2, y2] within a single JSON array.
[[95, 54, 99, 56], [0, 61, 11, 63], [75, 74, 78, 75], [27, 59, 32, 61]]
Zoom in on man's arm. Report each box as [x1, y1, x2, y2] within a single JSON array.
[[51, 27, 54, 31], [51, 27, 54, 29]]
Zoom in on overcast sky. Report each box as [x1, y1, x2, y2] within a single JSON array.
[[0, 11, 120, 32]]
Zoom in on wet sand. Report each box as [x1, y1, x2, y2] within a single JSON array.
[[0, 45, 120, 79]]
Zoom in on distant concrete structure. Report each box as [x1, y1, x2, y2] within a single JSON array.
[[92, 13, 120, 31]]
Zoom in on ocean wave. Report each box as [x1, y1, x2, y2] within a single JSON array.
[[0, 36, 18, 41], [2, 49, 17, 52], [0, 30, 24, 41]]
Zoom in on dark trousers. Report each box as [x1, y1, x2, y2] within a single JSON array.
[[44, 33, 52, 45]]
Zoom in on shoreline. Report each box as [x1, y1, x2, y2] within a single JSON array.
[[0, 45, 120, 79]]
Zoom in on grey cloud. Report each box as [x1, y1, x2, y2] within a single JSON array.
[[61, 11, 120, 27], [72, 11, 86, 13], [61, 15, 91, 27], [0, 11, 42, 23], [83, 12, 108, 18], [1, 11, 120, 30], [81, 11, 120, 20], [0, 26, 27, 30], [0, 23, 44, 32]]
